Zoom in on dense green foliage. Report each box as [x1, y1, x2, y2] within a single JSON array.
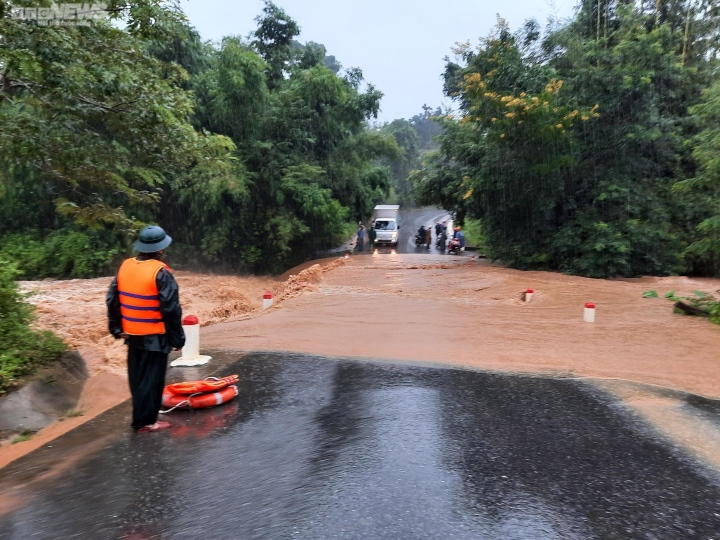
[[0, 230, 121, 279], [3, 0, 720, 280], [415, 1, 720, 277], [461, 217, 487, 252], [0, 261, 67, 395], [1, 0, 228, 230], [678, 79, 720, 275], [182, 25, 398, 271], [1, 0, 397, 275]]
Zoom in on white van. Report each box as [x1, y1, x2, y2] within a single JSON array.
[[372, 205, 400, 247]]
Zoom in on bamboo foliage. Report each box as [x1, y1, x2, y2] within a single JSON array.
[[416, 1, 720, 277], [0, 1, 397, 275]]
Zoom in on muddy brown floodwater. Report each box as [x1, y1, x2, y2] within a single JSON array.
[[2, 253, 720, 470]]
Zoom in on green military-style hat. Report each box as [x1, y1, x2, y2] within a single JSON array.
[[134, 225, 172, 253]]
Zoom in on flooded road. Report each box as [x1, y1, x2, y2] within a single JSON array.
[[2, 353, 720, 539]]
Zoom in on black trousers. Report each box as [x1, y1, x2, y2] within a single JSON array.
[[127, 347, 168, 429]]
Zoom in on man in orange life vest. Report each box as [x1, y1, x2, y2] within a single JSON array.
[[106, 225, 185, 433]]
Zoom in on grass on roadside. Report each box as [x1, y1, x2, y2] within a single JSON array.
[[462, 217, 487, 253], [60, 409, 85, 420], [11, 429, 37, 444]]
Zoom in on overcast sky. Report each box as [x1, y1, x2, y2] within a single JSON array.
[[180, 0, 579, 123]]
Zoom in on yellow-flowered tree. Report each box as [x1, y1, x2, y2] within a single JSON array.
[[418, 3, 713, 278], [416, 19, 597, 269], [459, 70, 597, 266]]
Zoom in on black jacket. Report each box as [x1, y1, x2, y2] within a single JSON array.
[[106, 260, 185, 353]]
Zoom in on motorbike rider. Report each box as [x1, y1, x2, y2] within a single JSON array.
[[416, 225, 427, 245], [437, 228, 447, 250], [453, 226, 465, 249]]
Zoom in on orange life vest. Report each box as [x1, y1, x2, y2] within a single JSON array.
[[117, 258, 169, 336]]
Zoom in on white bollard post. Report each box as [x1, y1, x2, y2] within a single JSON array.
[[170, 315, 212, 367], [524, 288, 534, 302], [584, 302, 596, 323], [262, 292, 273, 310]]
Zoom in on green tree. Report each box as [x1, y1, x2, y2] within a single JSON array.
[[675, 80, 720, 275], [422, 4, 719, 278], [422, 20, 592, 267], [1, 1, 400, 277], [179, 7, 396, 272], [546, 2, 705, 276], [251, 0, 300, 89], [409, 105, 444, 153], [380, 119, 421, 204], [0, 0, 233, 232]]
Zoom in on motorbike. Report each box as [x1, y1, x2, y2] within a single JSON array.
[[447, 238, 464, 255], [436, 234, 447, 251], [415, 232, 425, 246]]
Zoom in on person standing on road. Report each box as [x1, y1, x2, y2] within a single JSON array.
[[356, 224, 365, 252], [425, 226, 432, 248], [106, 225, 185, 433], [368, 224, 376, 251]]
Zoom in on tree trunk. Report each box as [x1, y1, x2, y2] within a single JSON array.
[[674, 300, 710, 316], [682, 5, 691, 66]]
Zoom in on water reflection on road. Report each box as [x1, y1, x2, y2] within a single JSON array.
[[1, 353, 720, 539]]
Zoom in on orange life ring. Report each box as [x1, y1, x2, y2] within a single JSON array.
[[162, 385, 239, 410], [164, 375, 239, 395]]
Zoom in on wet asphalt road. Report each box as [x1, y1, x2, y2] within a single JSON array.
[[380, 207, 451, 255], [2, 353, 720, 539]]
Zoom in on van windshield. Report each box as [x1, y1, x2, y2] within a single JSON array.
[[374, 220, 396, 231]]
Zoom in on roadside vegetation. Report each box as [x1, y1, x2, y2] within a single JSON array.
[[415, 2, 720, 279], [0, 0, 404, 277], [460, 218, 488, 253], [0, 262, 67, 396], [11, 429, 37, 444], [59, 409, 85, 420], [3, 1, 719, 280]]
